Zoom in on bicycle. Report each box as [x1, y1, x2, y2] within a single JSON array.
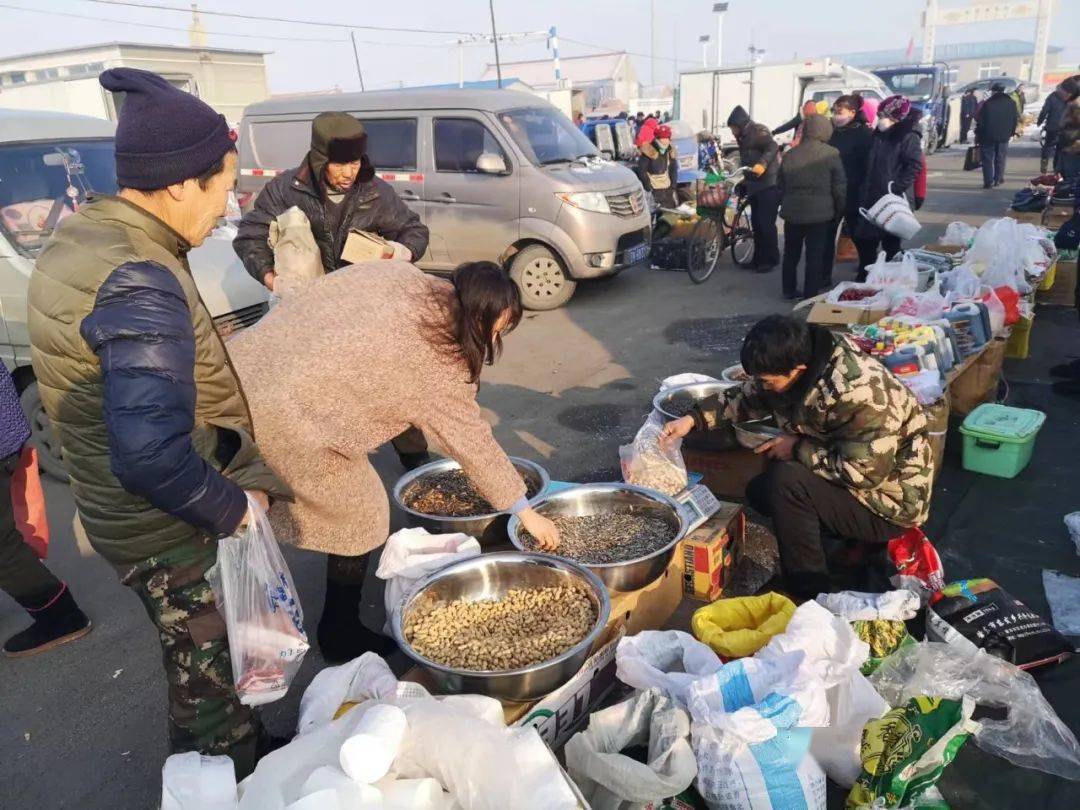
[[686, 166, 756, 284]]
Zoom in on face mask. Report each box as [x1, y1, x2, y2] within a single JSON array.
[[877, 118, 895, 132], [657, 142, 669, 153], [833, 113, 854, 127]]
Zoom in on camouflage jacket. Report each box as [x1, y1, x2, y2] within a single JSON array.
[[694, 329, 933, 527]]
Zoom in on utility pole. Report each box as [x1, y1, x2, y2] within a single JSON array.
[[699, 35, 710, 69], [650, 0, 656, 87], [548, 26, 563, 87], [921, 0, 937, 65], [489, 0, 502, 88], [350, 30, 365, 92], [713, 3, 728, 69]]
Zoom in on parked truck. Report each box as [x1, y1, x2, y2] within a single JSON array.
[[677, 59, 889, 148], [872, 64, 961, 153]]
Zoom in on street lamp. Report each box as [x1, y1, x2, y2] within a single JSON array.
[[713, 2, 729, 68], [699, 34, 710, 69]]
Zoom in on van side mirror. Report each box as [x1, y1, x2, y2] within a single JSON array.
[[476, 152, 507, 174]]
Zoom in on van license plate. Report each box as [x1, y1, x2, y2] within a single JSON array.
[[625, 244, 649, 264]]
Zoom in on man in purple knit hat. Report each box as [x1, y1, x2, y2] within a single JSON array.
[[28, 67, 288, 777]]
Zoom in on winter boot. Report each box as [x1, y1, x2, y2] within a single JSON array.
[[316, 576, 396, 665], [3, 584, 92, 658]]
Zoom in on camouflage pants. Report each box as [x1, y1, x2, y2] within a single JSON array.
[[117, 536, 261, 778]]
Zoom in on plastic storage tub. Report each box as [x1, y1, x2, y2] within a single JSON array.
[[960, 403, 1045, 478]]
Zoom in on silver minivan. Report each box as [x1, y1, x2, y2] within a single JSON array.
[[0, 108, 268, 478], [237, 89, 652, 309]]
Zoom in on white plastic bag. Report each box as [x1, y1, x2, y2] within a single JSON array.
[[565, 688, 697, 810], [941, 221, 976, 247], [870, 641, 1080, 780], [297, 652, 398, 736], [615, 630, 722, 708], [867, 251, 918, 290], [755, 601, 889, 788], [619, 414, 688, 496], [375, 528, 482, 634], [162, 752, 238, 810], [688, 654, 828, 809], [979, 285, 1006, 335], [941, 265, 981, 299], [816, 590, 920, 622], [207, 494, 309, 706], [826, 281, 893, 310]]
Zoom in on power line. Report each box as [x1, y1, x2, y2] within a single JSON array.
[[561, 35, 683, 66], [79, 0, 482, 36]]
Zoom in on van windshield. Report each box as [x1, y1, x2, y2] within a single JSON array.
[[499, 107, 599, 166], [0, 139, 117, 255]]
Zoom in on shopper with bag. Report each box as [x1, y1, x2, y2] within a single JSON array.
[[226, 260, 561, 663], [636, 124, 679, 209], [0, 367, 92, 657], [28, 68, 288, 777], [727, 105, 782, 272], [975, 83, 1020, 190], [825, 94, 874, 286], [778, 114, 846, 300], [662, 316, 933, 600], [959, 88, 978, 144], [853, 95, 924, 281]]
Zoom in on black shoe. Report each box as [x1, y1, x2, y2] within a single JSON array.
[[1052, 380, 1080, 400], [783, 290, 803, 301], [316, 580, 397, 665], [397, 451, 434, 472], [983, 183, 994, 190], [1050, 359, 1080, 379], [3, 585, 92, 658], [994, 180, 1004, 187]]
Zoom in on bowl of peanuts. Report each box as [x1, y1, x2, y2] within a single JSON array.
[[391, 551, 610, 702]]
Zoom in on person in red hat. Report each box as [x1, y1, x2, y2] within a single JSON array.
[[636, 123, 679, 208]]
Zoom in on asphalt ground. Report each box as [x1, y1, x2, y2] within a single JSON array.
[[3, 138, 1077, 808]]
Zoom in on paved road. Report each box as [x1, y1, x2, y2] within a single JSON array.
[[1, 140, 1065, 808]]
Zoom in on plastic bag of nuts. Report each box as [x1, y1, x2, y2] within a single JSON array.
[[620, 414, 688, 496], [403, 585, 596, 671]]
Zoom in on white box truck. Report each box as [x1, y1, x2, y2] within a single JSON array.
[[678, 59, 889, 148]]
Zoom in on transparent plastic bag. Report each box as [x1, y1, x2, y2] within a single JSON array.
[[207, 494, 309, 706], [870, 641, 1080, 780], [979, 286, 1006, 334], [615, 630, 722, 708], [867, 251, 919, 290], [940, 221, 977, 247], [620, 414, 688, 496]]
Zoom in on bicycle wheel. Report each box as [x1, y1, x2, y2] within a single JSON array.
[[730, 203, 756, 268], [687, 216, 724, 284]]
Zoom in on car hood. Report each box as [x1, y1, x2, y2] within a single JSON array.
[[541, 158, 641, 191]]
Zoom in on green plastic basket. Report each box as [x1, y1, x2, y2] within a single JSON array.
[[959, 403, 1045, 478]]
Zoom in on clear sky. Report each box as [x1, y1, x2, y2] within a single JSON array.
[[2, 0, 1077, 95]]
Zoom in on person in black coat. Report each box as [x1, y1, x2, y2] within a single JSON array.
[[728, 105, 782, 271], [1039, 77, 1080, 173], [959, 89, 978, 144], [975, 83, 1020, 189], [853, 95, 923, 281], [824, 94, 874, 286]]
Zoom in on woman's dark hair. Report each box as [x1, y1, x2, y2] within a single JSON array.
[[740, 315, 814, 375], [834, 94, 861, 114], [429, 261, 522, 383]]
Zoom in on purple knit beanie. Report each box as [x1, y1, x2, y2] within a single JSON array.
[[879, 95, 912, 122], [99, 68, 235, 190]]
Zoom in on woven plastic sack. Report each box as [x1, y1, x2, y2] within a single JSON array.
[[268, 205, 323, 297], [620, 413, 688, 496], [691, 592, 796, 659], [206, 494, 309, 706], [615, 630, 722, 708]]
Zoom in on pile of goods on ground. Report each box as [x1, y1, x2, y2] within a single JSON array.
[[404, 469, 538, 517], [402, 584, 595, 671], [520, 512, 677, 564]]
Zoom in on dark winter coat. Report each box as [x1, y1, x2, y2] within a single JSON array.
[[960, 93, 978, 119], [856, 113, 923, 238], [975, 92, 1020, 145], [0, 367, 30, 460], [777, 116, 846, 225], [636, 141, 679, 206], [727, 106, 780, 196], [234, 163, 430, 282], [829, 119, 873, 221], [1038, 92, 1069, 135], [28, 196, 287, 564]]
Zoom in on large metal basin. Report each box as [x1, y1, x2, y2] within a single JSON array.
[[653, 381, 737, 422], [391, 551, 610, 702], [507, 483, 687, 592], [392, 457, 550, 546]]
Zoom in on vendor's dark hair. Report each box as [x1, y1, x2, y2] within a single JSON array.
[[427, 261, 522, 383], [740, 315, 814, 375]]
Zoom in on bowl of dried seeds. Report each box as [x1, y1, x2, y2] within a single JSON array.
[[652, 381, 738, 422], [507, 483, 688, 592], [393, 457, 550, 546], [391, 551, 610, 702]]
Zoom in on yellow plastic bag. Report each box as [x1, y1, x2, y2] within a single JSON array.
[[691, 592, 796, 659]]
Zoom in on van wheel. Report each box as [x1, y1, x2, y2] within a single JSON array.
[[19, 381, 68, 482], [509, 245, 576, 310]]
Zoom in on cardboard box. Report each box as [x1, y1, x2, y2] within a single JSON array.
[[607, 549, 685, 633], [1037, 258, 1077, 307], [680, 502, 745, 601], [807, 300, 890, 326], [924, 388, 950, 483], [683, 446, 767, 502], [1004, 208, 1044, 226], [948, 337, 1006, 416], [341, 229, 393, 263]]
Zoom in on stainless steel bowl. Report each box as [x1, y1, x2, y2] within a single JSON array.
[[507, 483, 687, 592], [653, 381, 737, 422], [392, 457, 550, 546], [391, 551, 610, 702], [733, 417, 781, 449]]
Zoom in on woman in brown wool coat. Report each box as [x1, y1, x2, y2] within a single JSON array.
[[227, 260, 559, 662]]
